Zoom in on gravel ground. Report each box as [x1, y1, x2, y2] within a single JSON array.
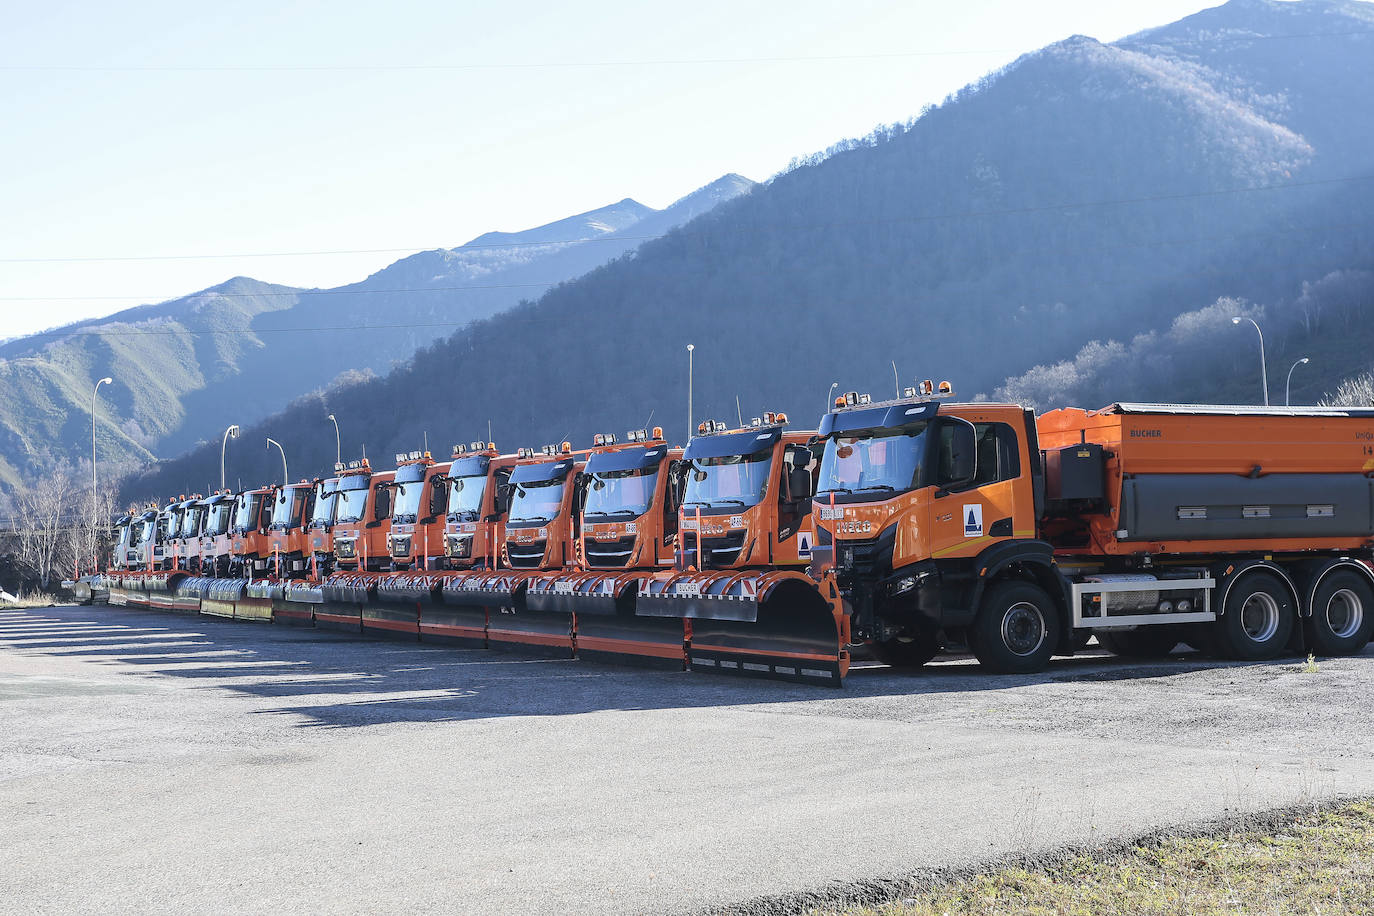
[[2, 603, 1372, 915]]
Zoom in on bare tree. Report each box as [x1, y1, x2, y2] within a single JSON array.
[[12, 459, 76, 589], [62, 458, 122, 578], [1319, 372, 1374, 408]]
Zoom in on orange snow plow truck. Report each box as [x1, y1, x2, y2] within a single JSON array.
[[812, 392, 1374, 675]]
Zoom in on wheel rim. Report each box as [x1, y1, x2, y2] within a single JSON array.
[[1325, 588, 1364, 640], [1239, 591, 1280, 643], [1001, 602, 1046, 656]]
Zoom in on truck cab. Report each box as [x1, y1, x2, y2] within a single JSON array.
[[384, 451, 451, 571], [811, 386, 1040, 666], [110, 514, 133, 571], [169, 496, 206, 572], [441, 442, 516, 570], [331, 461, 395, 572], [503, 445, 586, 570], [581, 428, 681, 570], [198, 491, 237, 577], [229, 486, 275, 577], [127, 508, 160, 570], [266, 481, 317, 578], [307, 477, 339, 576], [678, 413, 818, 571]]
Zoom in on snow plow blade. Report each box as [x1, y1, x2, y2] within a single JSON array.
[[421, 570, 512, 648], [173, 576, 212, 613], [197, 578, 248, 618], [274, 581, 322, 626], [637, 570, 849, 686], [366, 572, 444, 639], [483, 571, 572, 657], [315, 572, 374, 633], [525, 571, 684, 670], [236, 580, 277, 621]]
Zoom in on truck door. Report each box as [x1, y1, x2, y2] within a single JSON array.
[[928, 419, 1025, 560]]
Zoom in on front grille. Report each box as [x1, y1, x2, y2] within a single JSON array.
[[389, 535, 412, 558], [445, 534, 472, 558], [334, 539, 357, 559], [507, 540, 547, 568], [586, 536, 636, 568], [700, 531, 746, 568]]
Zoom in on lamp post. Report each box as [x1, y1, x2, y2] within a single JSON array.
[[220, 424, 240, 490], [1231, 316, 1270, 406], [90, 377, 113, 573], [266, 437, 288, 485], [326, 414, 341, 465], [1286, 357, 1310, 407], [827, 381, 838, 411], [686, 344, 695, 441]]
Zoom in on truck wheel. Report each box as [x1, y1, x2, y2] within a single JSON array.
[[1213, 571, 1295, 661], [970, 581, 1060, 674], [1096, 627, 1180, 658], [871, 632, 939, 669], [1304, 570, 1374, 656]]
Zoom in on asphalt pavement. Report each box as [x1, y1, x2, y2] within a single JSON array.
[[3, 603, 1373, 914]]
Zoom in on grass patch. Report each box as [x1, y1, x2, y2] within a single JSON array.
[[820, 802, 1374, 916], [0, 590, 55, 609]]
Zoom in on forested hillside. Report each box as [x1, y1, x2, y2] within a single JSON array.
[[129, 0, 1374, 499], [0, 175, 752, 490]]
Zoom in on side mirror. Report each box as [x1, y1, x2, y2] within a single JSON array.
[[939, 419, 978, 488]]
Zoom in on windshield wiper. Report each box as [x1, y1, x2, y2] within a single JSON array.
[[585, 509, 638, 520], [680, 500, 713, 508], [508, 516, 548, 524], [710, 498, 748, 507], [819, 486, 853, 495], [855, 484, 896, 493]]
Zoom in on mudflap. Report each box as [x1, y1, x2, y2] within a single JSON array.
[[366, 573, 442, 640], [200, 578, 249, 619], [526, 571, 684, 671], [315, 573, 374, 633], [638, 570, 849, 687], [274, 582, 322, 626]]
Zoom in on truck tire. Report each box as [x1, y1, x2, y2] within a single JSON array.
[[1213, 571, 1295, 661], [970, 580, 1060, 674], [1303, 570, 1374, 656], [1096, 627, 1181, 659], [871, 633, 939, 669]]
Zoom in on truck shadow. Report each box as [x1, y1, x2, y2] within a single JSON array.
[[2, 604, 1357, 729]]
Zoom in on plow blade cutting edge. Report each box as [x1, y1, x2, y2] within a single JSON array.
[[636, 570, 849, 686], [421, 570, 511, 648], [275, 581, 322, 626], [527, 571, 685, 670]]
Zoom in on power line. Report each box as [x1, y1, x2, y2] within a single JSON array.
[[3, 29, 1371, 73]]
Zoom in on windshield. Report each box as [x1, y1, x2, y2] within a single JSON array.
[[507, 478, 565, 525], [335, 478, 370, 523], [138, 519, 156, 543], [232, 493, 263, 532], [683, 451, 772, 510], [182, 506, 204, 538], [311, 483, 337, 525], [206, 502, 232, 536], [271, 488, 307, 529], [447, 475, 487, 522], [817, 427, 928, 495], [391, 466, 428, 520], [585, 467, 658, 519]]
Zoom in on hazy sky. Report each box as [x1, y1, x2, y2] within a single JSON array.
[[2, 0, 1219, 339]]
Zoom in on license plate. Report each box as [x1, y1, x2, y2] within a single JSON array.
[[553, 581, 575, 594], [676, 582, 701, 597], [819, 506, 844, 520]]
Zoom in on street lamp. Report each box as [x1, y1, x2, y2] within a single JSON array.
[[266, 437, 288, 485], [220, 424, 240, 490], [326, 414, 341, 465], [90, 377, 113, 573], [1286, 357, 1310, 407], [827, 381, 839, 410], [1231, 316, 1269, 406], [686, 344, 695, 441]]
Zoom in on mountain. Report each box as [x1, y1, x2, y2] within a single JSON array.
[[0, 174, 755, 489], [128, 0, 1374, 499]]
